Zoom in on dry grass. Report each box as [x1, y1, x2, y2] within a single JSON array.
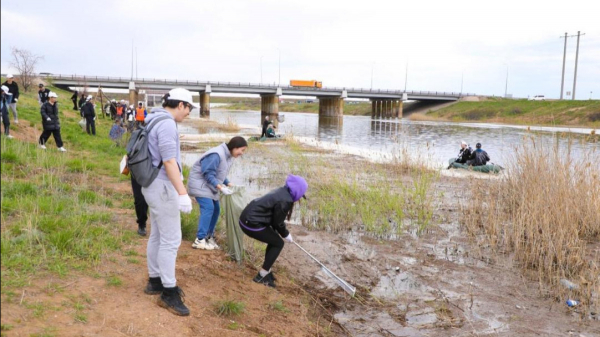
[[406, 113, 446, 122], [462, 136, 600, 314]]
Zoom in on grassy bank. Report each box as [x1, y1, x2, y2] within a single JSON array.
[[426, 97, 600, 128]]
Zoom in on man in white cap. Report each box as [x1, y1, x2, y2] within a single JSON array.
[[455, 140, 473, 164], [39, 92, 67, 152], [2, 74, 20, 123], [1, 85, 13, 138], [81, 95, 96, 135], [38, 83, 51, 107], [141, 88, 196, 317]]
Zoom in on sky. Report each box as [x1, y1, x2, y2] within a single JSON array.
[[1, 0, 599, 99]]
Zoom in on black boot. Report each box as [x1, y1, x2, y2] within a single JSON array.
[[158, 286, 190, 316], [144, 277, 163, 295], [253, 272, 276, 288], [137, 226, 147, 236]]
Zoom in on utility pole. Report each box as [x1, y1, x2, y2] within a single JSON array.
[[404, 62, 408, 92], [572, 31, 585, 100], [504, 65, 509, 98], [559, 32, 568, 100], [135, 47, 138, 79], [260, 56, 263, 84], [460, 72, 464, 97], [278, 49, 281, 87], [131, 39, 134, 80], [370, 63, 374, 90]]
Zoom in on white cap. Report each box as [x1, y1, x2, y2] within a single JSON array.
[[6, 74, 14, 78], [86, 95, 93, 101], [120, 99, 125, 103], [49, 92, 58, 98], [111, 99, 116, 102], [167, 88, 198, 108], [1, 85, 9, 93]]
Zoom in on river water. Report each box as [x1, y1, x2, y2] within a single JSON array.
[[191, 110, 598, 167]]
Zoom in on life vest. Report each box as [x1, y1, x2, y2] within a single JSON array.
[[116, 106, 123, 116], [135, 107, 145, 121]]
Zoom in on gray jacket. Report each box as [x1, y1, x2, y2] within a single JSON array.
[[188, 143, 233, 200]]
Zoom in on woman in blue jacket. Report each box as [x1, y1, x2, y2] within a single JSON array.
[[188, 136, 248, 250]]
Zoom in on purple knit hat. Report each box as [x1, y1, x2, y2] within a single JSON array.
[[285, 174, 308, 202]]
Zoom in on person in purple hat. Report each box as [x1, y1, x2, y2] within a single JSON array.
[[239, 174, 308, 288]]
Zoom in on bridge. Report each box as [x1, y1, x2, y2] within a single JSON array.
[[42, 74, 474, 118]]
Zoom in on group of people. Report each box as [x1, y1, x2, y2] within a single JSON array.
[[453, 141, 491, 167], [261, 115, 277, 138], [127, 88, 306, 316]]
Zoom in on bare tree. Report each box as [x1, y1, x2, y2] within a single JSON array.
[[9, 47, 44, 92]]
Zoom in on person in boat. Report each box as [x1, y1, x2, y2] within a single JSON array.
[[455, 141, 473, 164], [467, 143, 490, 166], [266, 122, 277, 138]]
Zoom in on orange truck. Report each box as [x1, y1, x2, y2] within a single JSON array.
[[290, 80, 323, 88]]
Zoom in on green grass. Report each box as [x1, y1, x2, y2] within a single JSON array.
[[269, 300, 290, 313], [214, 299, 246, 316], [428, 98, 600, 128]]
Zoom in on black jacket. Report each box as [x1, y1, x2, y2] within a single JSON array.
[[38, 88, 51, 104], [456, 146, 473, 164], [71, 92, 78, 102], [81, 101, 96, 118], [78, 96, 86, 108], [40, 102, 60, 131], [469, 149, 490, 166], [1, 81, 19, 102], [239, 186, 293, 238]]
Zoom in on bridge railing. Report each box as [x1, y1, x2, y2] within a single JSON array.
[[42, 73, 475, 97]]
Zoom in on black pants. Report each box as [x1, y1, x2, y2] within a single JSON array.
[[260, 128, 267, 138], [86, 117, 96, 135], [2, 107, 9, 135], [72, 100, 78, 110], [131, 175, 148, 229], [39, 129, 63, 147], [240, 225, 284, 271]]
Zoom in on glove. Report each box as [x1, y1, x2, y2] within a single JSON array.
[[93, 117, 96, 120], [46, 117, 51, 121], [220, 186, 233, 195], [14, 98, 18, 102], [284, 234, 293, 243], [178, 194, 193, 214]]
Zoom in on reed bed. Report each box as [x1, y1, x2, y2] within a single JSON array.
[[462, 136, 600, 314]]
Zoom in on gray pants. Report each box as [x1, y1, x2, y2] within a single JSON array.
[[8, 103, 17, 121], [142, 179, 181, 288]]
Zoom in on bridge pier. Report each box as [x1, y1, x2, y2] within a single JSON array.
[[260, 94, 279, 116], [129, 82, 138, 107], [318, 97, 344, 117], [200, 92, 210, 117], [370, 99, 403, 118]]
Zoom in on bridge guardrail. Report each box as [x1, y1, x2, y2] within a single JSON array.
[[42, 73, 474, 97]]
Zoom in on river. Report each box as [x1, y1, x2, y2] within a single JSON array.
[[185, 109, 598, 168]]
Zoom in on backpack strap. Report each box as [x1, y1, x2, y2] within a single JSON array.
[[144, 115, 174, 170]]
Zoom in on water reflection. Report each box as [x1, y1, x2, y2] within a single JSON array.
[[318, 116, 343, 141]]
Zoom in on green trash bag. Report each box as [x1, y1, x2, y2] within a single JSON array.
[[220, 185, 249, 264]]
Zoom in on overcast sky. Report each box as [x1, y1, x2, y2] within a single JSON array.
[[2, 0, 599, 99]]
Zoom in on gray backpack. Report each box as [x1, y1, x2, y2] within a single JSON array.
[[126, 115, 171, 187]]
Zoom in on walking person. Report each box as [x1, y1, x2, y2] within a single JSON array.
[[1, 85, 13, 138], [2, 74, 20, 123], [78, 94, 86, 110], [71, 90, 79, 110], [38, 83, 51, 106], [188, 136, 248, 250], [39, 92, 67, 152], [141, 88, 196, 316], [81, 95, 96, 135], [239, 174, 308, 288]]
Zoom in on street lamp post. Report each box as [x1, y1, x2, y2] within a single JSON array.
[[460, 72, 464, 97], [278, 49, 281, 87], [370, 63, 374, 90], [504, 65, 509, 98], [260, 56, 263, 84]]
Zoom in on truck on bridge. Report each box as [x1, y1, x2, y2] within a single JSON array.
[[290, 80, 322, 88]]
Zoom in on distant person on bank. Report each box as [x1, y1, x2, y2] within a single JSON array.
[[188, 136, 248, 250], [71, 90, 79, 110], [467, 143, 490, 166], [39, 92, 67, 152], [78, 94, 86, 110], [239, 174, 308, 288], [2, 74, 20, 123], [81, 95, 97, 135], [261, 115, 270, 138], [38, 83, 51, 106], [1, 85, 13, 138]]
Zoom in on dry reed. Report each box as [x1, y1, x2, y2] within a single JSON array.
[[462, 136, 599, 315]]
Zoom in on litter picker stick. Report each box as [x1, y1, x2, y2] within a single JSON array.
[[293, 241, 356, 296]]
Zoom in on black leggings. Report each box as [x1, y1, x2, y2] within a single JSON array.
[[130, 175, 148, 228], [240, 225, 284, 271]]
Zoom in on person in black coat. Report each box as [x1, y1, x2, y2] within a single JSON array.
[[78, 94, 86, 110], [2, 74, 20, 123], [455, 141, 473, 164], [239, 174, 308, 288], [81, 95, 96, 135], [39, 92, 66, 152], [467, 143, 490, 166], [260, 115, 270, 138], [1, 85, 12, 138], [71, 90, 79, 110]]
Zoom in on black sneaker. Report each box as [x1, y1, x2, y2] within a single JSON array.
[[253, 272, 276, 288], [137, 227, 147, 236], [144, 277, 163, 295], [158, 286, 190, 316]]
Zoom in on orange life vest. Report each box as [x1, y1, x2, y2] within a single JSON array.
[[116, 106, 123, 116], [135, 107, 145, 121]]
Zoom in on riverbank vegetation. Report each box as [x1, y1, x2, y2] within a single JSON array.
[[462, 138, 600, 314], [212, 96, 372, 115], [426, 97, 600, 128]]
